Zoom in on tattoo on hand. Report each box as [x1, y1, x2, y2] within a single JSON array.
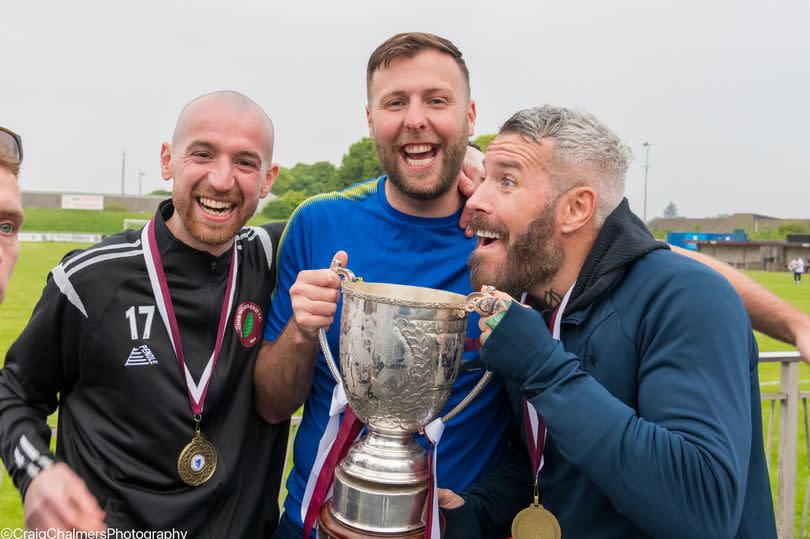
[[475, 297, 508, 316]]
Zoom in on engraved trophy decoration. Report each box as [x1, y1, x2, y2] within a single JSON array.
[[312, 261, 505, 539]]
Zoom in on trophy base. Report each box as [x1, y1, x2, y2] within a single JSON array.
[[318, 502, 445, 539]]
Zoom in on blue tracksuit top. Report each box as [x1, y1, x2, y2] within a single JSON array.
[[482, 248, 776, 538], [263, 177, 510, 532]]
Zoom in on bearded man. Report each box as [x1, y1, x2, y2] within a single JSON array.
[[455, 105, 776, 538]]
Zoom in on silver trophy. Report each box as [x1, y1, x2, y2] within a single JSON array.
[[316, 262, 504, 538]]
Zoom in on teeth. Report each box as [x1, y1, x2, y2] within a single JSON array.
[[475, 230, 501, 240], [405, 156, 434, 166], [199, 197, 233, 210], [404, 144, 433, 154]]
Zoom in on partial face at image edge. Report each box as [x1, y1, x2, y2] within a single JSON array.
[[0, 166, 23, 305]]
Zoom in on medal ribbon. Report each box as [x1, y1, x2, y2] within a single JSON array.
[[424, 418, 446, 539], [141, 220, 239, 415], [521, 284, 574, 482], [302, 387, 364, 539]]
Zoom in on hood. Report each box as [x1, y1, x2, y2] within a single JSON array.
[[565, 198, 669, 315]]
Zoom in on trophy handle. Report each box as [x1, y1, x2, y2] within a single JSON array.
[[318, 258, 358, 385], [440, 287, 507, 423], [441, 371, 494, 423], [463, 286, 510, 317]]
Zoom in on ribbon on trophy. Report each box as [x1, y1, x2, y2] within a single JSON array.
[[424, 418, 446, 539], [302, 383, 364, 538]]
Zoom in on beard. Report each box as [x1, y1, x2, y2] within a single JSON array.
[[172, 185, 251, 248], [468, 200, 564, 298], [375, 127, 468, 201]]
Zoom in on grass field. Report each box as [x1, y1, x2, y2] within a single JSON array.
[[20, 207, 274, 235], [0, 242, 809, 531]]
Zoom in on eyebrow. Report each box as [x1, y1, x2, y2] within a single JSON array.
[[377, 86, 454, 101], [235, 150, 263, 163], [0, 207, 24, 223], [484, 157, 522, 171], [186, 140, 262, 163], [185, 140, 215, 153]]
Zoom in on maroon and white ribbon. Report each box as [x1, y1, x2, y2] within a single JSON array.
[[300, 383, 349, 527], [141, 220, 238, 415], [301, 384, 363, 539], [520, 283, 574, 478], [424, 418, 445, 539]]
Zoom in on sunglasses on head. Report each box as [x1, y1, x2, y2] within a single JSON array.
[[0, 127, 23, 164]]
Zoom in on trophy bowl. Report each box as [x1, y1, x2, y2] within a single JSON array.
[[339, 281, 468, 433]]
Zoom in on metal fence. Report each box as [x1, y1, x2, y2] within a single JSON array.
[[761, 351, 806, 538]]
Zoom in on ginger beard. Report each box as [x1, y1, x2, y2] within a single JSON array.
[[375, 127, 468, 201], [469, 199, 564, 298], [172, 185, 252, 248]]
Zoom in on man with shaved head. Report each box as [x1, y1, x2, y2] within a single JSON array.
[[0, 91, 288, 535]]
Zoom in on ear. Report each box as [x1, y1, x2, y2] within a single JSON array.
[[558, 187, 597, 234], [160, 143, 173, 181], [366, 105, 374, 137], [467, 100, 477, 137], [260, 163, 280, 199]]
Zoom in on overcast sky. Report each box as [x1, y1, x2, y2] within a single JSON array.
[[2, 0, 807, 219]]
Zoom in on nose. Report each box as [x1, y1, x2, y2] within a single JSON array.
[[403, 102, 428, 131], [466, 177, 495, 215], [207, 157, 236, 192]]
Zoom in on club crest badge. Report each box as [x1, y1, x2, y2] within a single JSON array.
[[234, 301, 263, 347]]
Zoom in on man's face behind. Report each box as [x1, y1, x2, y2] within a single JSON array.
[[160, 98, 276, 252], [367, 49, 475, 201], [0, 167, 23, 305]]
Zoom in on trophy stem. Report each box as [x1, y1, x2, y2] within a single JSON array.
[[329, 428, 430, 534]]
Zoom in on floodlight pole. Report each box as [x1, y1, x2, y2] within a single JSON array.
[[137, 170, 146, 197], [642, 142, 651, 223], [121, 150, 126, 195]]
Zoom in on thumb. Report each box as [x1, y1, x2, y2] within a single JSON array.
[[332, 250, 348, 268], [437, 488, 466, 509]]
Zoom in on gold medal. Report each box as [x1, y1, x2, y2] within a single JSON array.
[[511, 497, 561, 539], [177, 419, 217, 486]]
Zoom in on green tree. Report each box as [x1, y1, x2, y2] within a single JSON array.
[[148, 189, 172, 196], [270, 167, 296, 195], [261, 190, 308, 219], [663, 202, 678, 219], [474, 134, 496, 153], [290, 161, 339, 196], [777, 221, 808, 237], [337, 137, 384, 189]]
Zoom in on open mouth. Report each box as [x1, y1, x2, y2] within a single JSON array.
[[475, 229, 503, 249], [400, 143, 439, 168], [197, 196, 236, 216]]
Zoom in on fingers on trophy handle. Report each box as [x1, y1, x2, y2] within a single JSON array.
[[322, 259, 355, 386], [464, 286, 509, 317], [329, 258, 356, 283]]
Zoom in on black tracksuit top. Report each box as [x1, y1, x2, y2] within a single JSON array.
[[0, 201, 287, 536]]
